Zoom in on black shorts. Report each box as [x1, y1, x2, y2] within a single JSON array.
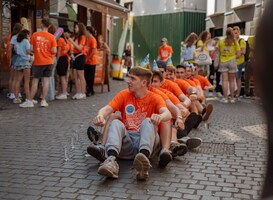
[[73, 54, 85, 70], [32, 65, 53, 78], [56, 56, 68, 76]]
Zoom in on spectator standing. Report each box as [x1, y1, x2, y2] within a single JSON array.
[[8, 23, 23, 100], [85, 26, 98, 97], [20, 18, 57, 108], [68, 23, 87, 100], [233, 26, 246, 99], [13, 29, 32, 105], [216, 27, 240, 103], [55, 28, 71, 100], [157, 37, 173, 63], [123, 43, 132, 73]]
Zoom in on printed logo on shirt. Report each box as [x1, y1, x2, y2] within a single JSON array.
[[125, 104, 135, 114]]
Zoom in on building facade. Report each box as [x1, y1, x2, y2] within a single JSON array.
[[206, 0, 265, 37], [113, 0, 207, 65]]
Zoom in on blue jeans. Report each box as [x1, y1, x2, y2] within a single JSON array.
[[46, 57, 57, 101]]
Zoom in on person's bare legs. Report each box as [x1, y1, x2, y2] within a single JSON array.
[[159, 121, 171, 150], [8, 68, 15, 94], [236, 77, 242, 97], [14, 71, 23, 99], [221, 72, 229, 98], [229, 73, 236, 98], [41, 77, 49, 100], [60, 76, 67, 94], [73, 69, 80, 93], [77, 70, 86, 94], [23, 68, 31, 100], [30, 78, 39, 100]]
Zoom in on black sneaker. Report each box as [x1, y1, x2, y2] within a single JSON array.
[[87, 145, 106, 162], [186, 137, 202, 149], [158, 149, 172, 168], [87, 126, 99, 144], [170, 142, 188, 157]]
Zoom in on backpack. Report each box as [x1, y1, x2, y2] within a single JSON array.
[[239, 38, 250, 62]]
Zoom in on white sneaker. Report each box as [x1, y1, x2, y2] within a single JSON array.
[[32, 99, 38, 104], [56, 93, 67, 100], [75, 93, 86, 100], [230, 98, 236, 103], [72, 93, 80, 100], [97, 156, 119, 178], [220, 98, 229, 104], [8, 93, 15, 100], [40, 100, 48, 107], [13, 98, 22, 104], [19, 99, 34, 108], [65, 92, 70, 96]]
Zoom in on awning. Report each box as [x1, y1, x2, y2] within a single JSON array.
[[69, 0, 129, 18]]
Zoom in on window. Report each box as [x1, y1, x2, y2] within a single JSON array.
[[207, 0, 216, 16], [124, 2, 133, 11]]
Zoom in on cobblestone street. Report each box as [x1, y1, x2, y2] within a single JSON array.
[[0, 79, 267, 200]]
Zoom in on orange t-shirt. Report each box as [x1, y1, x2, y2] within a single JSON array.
[[160, 79, 183, 98], [191, 77, 201, 86], [57, 37, 70, 57], [108, 89, 166, 131], [30, 32, 57, 66], [149, 87, 169, 101], [185, 78, 197, 87], [73, 35, 86, 55], [197, 75, 211, 90], [86, 37, 98, 65], [174, 79, 191, 94], [159, 88, 181, 105], [158, 45, 173, 61]]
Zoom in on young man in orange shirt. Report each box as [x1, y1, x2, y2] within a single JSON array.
[[20, 18, 57, 108], [90, 67, 172, 180], [157, 38, 173, 62]]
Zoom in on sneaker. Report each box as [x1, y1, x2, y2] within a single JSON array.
[[87, 126, 99, 144], [75, 93, 86, 100], [72, 93, 80, 100], [170, 142, 188, 157], [87, 145, 106, 162], [133, 153, 151, 180], [230, 98, 236, 103], [6, 92, 11, 98], [65, 92, 70, 96], [8, 93, 15, 100], [97, 156, 119, 178], [56, 93, 67, 100], [203, 103, 213, 121], [179, 136, 202, 150], [40, 100, 48, 107], [216, 92, 223, 98], [19, 100, 34, 108], [32, 99, 38, 104], [158, 148, 172, 168], [13, 98, 22, 104], [220, 98, 229, 103]]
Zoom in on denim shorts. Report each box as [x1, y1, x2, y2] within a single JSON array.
[[236, 63, 245, 79]]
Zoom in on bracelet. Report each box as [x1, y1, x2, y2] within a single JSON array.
[[177, 116, 183, 120]]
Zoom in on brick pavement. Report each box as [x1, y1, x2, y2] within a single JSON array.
[[0, 79, 267, 200]]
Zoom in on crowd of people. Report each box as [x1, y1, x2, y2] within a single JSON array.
[[6, 18, 110, 107], [5, 17, 256, 181], [158, 28, 255, 103], [84, 26, 256, 181]]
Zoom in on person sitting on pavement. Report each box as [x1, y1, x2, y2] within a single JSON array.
[[87, 66, 172, 180], [156, 60, 191, 109], [151, 71, 202, 150]]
